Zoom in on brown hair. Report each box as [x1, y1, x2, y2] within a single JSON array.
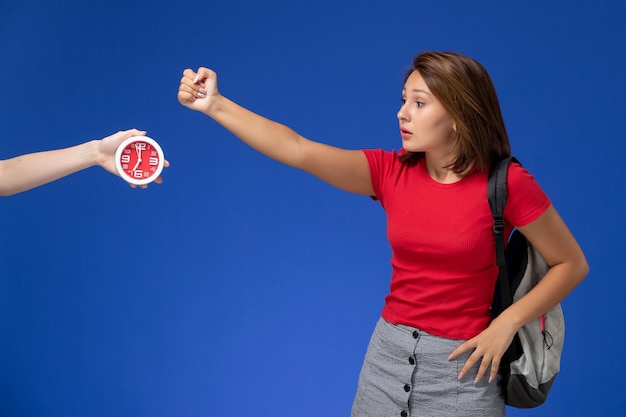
[[399, 51, 511, 173]]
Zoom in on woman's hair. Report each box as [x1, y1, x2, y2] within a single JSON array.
[[399, 51, 511, 173]]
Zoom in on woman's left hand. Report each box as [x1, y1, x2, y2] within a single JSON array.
[[447, 316, 518, 384]]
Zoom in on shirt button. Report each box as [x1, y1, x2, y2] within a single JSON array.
[[412, 331, 419, 339], [401, 411, 408, 417], [404, 384, 411, 392], [408, 357, 415, 365]]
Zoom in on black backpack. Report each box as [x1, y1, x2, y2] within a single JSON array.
[[488, 156, 564, 408]]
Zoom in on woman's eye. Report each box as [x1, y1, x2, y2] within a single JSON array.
[[400, 98, 406, 104], [416, 101, 425, 107]]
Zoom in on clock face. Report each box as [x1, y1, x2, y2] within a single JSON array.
[[114, 136, 164, 185]]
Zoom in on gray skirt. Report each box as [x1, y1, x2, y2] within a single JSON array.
[[351, 317, 505, 417]]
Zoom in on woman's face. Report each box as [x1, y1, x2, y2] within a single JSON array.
[[397, 70, 456, 155]]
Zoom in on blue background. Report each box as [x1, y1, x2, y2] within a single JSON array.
[[1, 1, 623, 416]]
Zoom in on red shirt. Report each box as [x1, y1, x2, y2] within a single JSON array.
[[363, 149, 551, 340]]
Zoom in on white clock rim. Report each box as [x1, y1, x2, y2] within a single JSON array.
[[114, 136, 165, 185]]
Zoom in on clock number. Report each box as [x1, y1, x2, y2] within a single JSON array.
[[121, 155, 131, 163], [133, 170, 143, 179], [149, 157, 159, 166], [134, 143, 147, 151]]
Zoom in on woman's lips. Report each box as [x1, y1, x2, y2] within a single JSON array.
[[400, 129, 412, 139]]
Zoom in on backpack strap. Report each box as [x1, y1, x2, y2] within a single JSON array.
[[488, 156, 518, 310]]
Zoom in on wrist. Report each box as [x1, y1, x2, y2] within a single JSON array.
[[89, 139, 106, 168], [493, 309, 524, 335], [204, 93, 225, 118]]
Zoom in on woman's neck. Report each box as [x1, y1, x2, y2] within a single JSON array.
[[424, 153, 470, 184]]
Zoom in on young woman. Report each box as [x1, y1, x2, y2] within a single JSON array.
[[0, 129, 168, 195], [177, 51, 588, 416]]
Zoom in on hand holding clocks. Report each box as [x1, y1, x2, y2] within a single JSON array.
[[114, 136, 165, 186]]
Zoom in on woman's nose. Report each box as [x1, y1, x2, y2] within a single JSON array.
[[397, 106, 407, 121]]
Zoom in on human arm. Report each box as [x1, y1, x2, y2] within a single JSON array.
[[448, 204, 589, 383], [177, 67, 374, 196], [0, 129, 170, 196]]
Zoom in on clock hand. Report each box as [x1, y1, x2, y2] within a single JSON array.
[[132, 144, 143, 172], [136, 144, 143, 159]]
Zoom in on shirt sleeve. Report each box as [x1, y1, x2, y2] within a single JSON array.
[[504, 162, 552, 227], [362, 149, 402, 205], [362, 149, 382, 201]]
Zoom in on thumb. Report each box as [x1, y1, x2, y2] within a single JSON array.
[[194, 67, 214, 84]]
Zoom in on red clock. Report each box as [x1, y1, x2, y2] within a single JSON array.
[[114, 136, 165, 185]]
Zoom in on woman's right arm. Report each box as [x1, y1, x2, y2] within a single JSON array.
[[178, 67, 374, 196]]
